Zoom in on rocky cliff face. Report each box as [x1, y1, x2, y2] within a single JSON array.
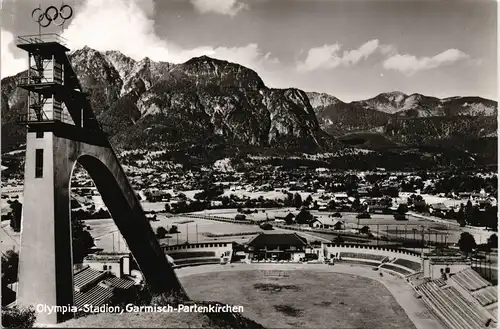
[[306, 92, 343, 109], [1, 48, 333, 154]]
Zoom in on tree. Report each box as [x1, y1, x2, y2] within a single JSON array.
[[1, 306, 36, 328], [351, 197, 361, 212], [9, 200, 22, 232], [284, 213, 295, 225], [193, 185, 223, 201], [445, 209, 456, 219], [385, 186, 399, 198], [303, 195, 313, 208], [397, 203, 409, 214], [109, 285, 152, 308], [487, 234, 498, 249], [295, 209, 313, 225], [145, 192, 154, 202], [360, 226, 370, 235], [171, 201, 187, 213], [466, 200, 473, 212], [259, 222, 273, 230], [464, 200, 474, 224], [484, 206, 498, 231], [72, 219, 95, 263], [156, 226, 168, 239], [293, 193, 302, 208], [169, 225, 179, 234], [221, 196, 231, 207], [458, 232, 476, 256], [164, 203, 171, 213], [1, 249, 19, 285], [456, 206, 466, 226]]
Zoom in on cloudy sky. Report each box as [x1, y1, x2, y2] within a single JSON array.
[[1, 0, 497, 101]]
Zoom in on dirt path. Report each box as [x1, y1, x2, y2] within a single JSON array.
[[176, 263, 445, 329]]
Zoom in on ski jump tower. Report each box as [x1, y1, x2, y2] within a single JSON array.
[[16, 5, 185, 324]]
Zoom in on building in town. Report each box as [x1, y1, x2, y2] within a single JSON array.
[[83, 252, 131, 279], [310, 218, 344, 230], [422, 249, 471, 280], [247, 233, 307, 261], [274, 212, 296, 224]]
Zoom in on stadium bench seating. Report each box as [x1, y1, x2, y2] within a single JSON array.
[[418, 281, 493, 329], [451, 268, 492, 292], [472, 286, 498, 307]]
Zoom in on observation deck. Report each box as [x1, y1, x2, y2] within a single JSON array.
[[16, 33, 70, 53]]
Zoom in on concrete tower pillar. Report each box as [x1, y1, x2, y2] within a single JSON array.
[[17, 130, 74, 324]]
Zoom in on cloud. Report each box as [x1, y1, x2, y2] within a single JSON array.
[[190, 0, 248, 16], [383, 49, 470, 75], [1, 29, 26, 78], [342, 39, 380, 65], [297, 39, 387, 72], [61, 0, 272, 70], [63, 0, 172, 62], [208, 43, 279, 67]]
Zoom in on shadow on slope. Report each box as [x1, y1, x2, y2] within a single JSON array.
[[56, 285, 264, 329], [337, 132, 403, 150], [57, 301, 265, 329]]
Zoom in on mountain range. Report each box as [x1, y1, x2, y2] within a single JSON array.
[[1, 47, 497, 164], [307, 91, 497, 148]]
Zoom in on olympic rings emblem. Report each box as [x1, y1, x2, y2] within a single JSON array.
[[32, 5, 73, 28]]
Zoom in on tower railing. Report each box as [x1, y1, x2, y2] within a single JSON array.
[[17, 113, 54, 124], [17, 33, 67, 46]]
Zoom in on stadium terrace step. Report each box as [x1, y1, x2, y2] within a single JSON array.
[[172, 258, 222, 267], [166, 251, 216, 260], [418, 281, 494, 329], [427, 283, 477, 329], [393, 258, 421, 271], [338, 259, 381, 267], [443, 287, 490, 327], [419, 284, 465, 329], [379, 264, 412, 276], [432, 278, 447, 287], [339, 252, 386, 261], [74, 285, 114, 309], [73, 267, 108, 292]]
